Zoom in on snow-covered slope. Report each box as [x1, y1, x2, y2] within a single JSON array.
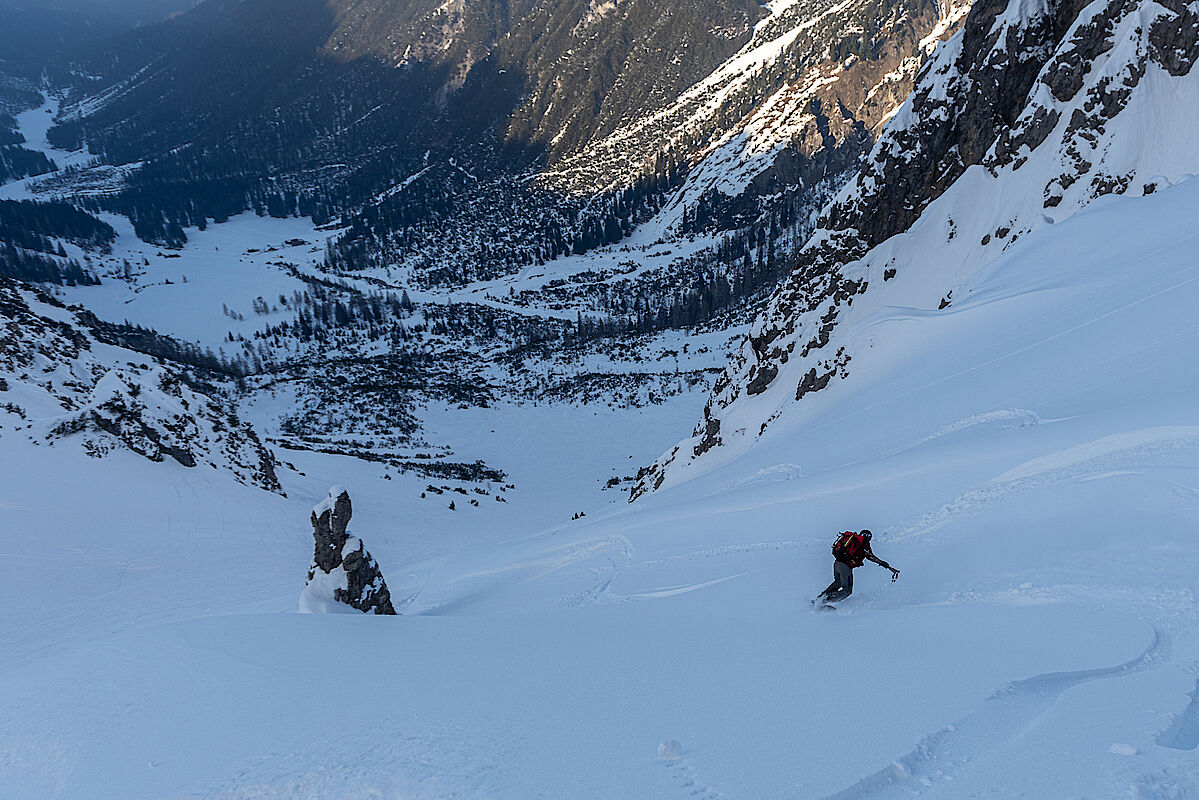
[[634, 0, 1199, 496], [0, 277, 281, 492], [2, 166, 1199, 799], [2, 0, 1199, 795]]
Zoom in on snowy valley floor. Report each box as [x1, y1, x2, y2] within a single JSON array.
[[4, 186, 1199, 797]]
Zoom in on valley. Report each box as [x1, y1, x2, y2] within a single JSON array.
[[1, 0, 1198, 796]]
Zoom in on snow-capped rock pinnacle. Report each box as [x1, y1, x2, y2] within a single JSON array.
[[302, 486, 396, 615]]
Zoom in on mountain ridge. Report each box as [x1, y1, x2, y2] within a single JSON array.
[[29, 0, 969, 283], [631, 0, 1199, 498]]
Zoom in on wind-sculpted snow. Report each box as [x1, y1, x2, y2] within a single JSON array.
[[0, 277, 282, 493], [633, 0, 1199, 498]]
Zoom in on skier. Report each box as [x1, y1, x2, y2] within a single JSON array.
[[815, 530, 899, 606]]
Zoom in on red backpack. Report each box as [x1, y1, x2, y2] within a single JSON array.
[[832, 532, 866, 565]]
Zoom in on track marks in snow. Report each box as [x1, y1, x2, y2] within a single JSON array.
[[992, 428, 1199, 483], [819, 632, 1166, 800], [1166, 480, 1199, 504], [889, 408, 1045, 457], [613, 572, 752, 601], [664, 749, 727, 800], [550, 535, 635, 608], [728, 462, 805, 488], [893, 427, 1199, 539], [643, 539, 820, 566], [414, 535, 634, 614]]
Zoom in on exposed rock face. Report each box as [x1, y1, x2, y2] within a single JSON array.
[[632, 0, 1199, 500], [302, 486, 396, 615], [0, 277, 283, 493], [311, 487, 354, 574], [544, 0, 974, 213]]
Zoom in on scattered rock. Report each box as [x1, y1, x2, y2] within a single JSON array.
[[1149, 6, 1199, 76]]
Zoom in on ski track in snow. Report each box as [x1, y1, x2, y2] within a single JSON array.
[[888, 408, 1045, 456], [891, 427, 1199, 540], [412, 535, 634, 614], [642, 538, 822, 565], [820, 631, 1167, 800], [610, 572, 752, 601]]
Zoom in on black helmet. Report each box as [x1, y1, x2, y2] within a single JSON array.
[[861, 529, 872, 539]]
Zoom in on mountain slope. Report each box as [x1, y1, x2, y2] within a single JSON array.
[[3, 156, 1199, 800], [0, 276, 282, 492], [2, 0, 1199, 795], [633, 0, 1199, 497], [39, 0, 970, 285], [540, 0, 970, 197], [0, 0, 976, 487], [55, 0, 764, 182]]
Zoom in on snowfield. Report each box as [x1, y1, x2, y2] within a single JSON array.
[[56, 212, 334, 349], [3, 173, 1199, 797]]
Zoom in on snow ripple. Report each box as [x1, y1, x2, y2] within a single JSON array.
[[819, 631, 1166, 799]]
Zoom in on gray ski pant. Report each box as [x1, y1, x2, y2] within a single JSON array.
[[820, 560, 854, 601]]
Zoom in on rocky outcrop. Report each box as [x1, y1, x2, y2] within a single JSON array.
[[0, 277, 283, 493], [545, 0, 973, 210], [1148, 0, 1199, 76], [301, 487, 396, 615], [47, 369, 282, 493]]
